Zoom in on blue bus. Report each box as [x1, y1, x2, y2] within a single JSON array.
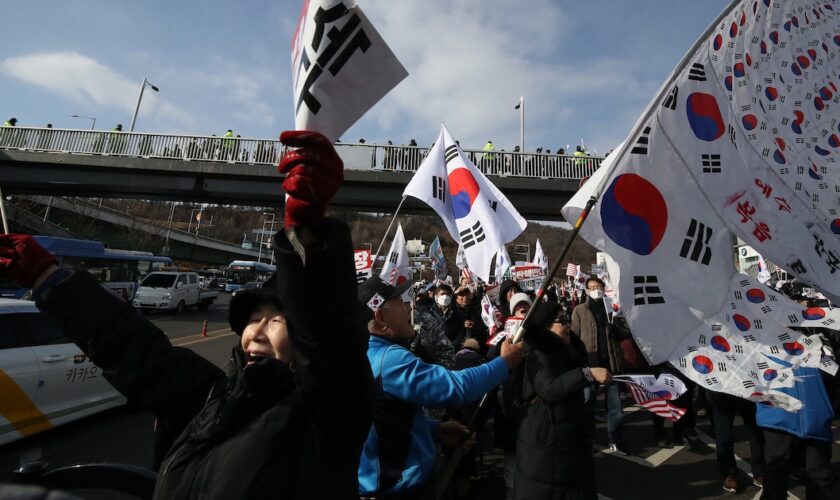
[[224, 260, 276, 292], [0, 236, 172, 300]]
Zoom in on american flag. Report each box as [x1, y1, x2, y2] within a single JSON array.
[[626, 383, 686, 422], [565, 263, 577, 278]]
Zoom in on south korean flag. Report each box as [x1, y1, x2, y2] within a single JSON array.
[[404, 124, 527, 282]]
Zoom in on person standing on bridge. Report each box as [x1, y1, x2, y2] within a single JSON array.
[[0, 129, 375, 500], [2, 117, 19, 147], [222, 129, 235, 160]]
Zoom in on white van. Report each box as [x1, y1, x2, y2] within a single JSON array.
[[132, 272, 218, 313]]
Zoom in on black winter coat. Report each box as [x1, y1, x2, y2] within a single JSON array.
[[515, 330, 595, 500], [36, 219, 374, 499]]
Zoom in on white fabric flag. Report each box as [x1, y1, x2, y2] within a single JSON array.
[[403, 125, 527, 282], [379, 224, 411, 285], [291, 0, 408, 141], [532, 239, 548, 270], [455, 243, 467, 270], [562, 1, 840, 410], [495, 245, 512, 284]]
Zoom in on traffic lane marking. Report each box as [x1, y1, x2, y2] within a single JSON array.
[[172, 329, 234, 347], [167, 327, 231, 344]]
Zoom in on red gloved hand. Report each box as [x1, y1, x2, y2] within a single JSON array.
[[0, 234, 58, 288], [277, 130, 344, 229]]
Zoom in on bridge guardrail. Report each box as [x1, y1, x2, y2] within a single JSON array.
[[0, 126, 602, 180]]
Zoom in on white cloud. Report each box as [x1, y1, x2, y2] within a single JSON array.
[[352, 0, 655, 151], [1, 51, 195, 129]]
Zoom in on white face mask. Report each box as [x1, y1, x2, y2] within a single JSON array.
[[436, 294, 452, 307], [587, 289, 604, 300]]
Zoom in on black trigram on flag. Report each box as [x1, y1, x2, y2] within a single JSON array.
[[432, 175, 446, 202], [459, 221, 485, 249], [688, 62, 707, 81], [663, 85, 679, 110], [702, 154, 722, 173], [631, 126, 651, 155], [633, 275, 665, 305], [444, 145, 460, 164], [388, 251, 398, 264], [680, 219, 713, 265]]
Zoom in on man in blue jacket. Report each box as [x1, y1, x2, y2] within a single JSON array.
[[357, 276, 525, 499]]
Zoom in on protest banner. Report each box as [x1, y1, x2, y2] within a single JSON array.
[[353, 248, 372, 284], [512, 265, 545, 292]]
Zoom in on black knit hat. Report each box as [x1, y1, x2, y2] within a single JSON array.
[[228, 289, 284, 335]]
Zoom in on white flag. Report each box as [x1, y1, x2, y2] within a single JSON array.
[[532, 239, 548, 270], [455, 243, 467, 270], [561, 1, 840, 410], [403, 124, 527, 282], [379, 224, 411, 285], [291, 0, 408, 142], [495, 245, 511, 284]]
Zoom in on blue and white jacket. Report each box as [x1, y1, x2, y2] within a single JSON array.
[[358, 335, 509, 495]]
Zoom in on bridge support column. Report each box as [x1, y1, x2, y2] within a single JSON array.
[[0, 184, 8, 233]]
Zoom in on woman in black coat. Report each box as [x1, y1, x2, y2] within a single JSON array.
[[516, 304, 611, 500]]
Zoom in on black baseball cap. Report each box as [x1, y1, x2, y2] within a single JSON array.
[[228, 288, 283, 335], [357, 276, 412, 319]]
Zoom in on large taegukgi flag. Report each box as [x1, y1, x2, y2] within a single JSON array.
[[532, 239, 548, 271], [563, 0, 840, 410], [291, 0, 408, 142], [403, 125, 527, 283]]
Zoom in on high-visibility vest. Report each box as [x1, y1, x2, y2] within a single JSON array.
[[3, 121, 14, 127], [573, 150, 587, 166], [223, 131, 234, 149], [482, 141, 495, 159]]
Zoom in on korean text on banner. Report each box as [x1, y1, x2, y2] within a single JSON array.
[[513, 265, 545, 292], [354, 249, 372, 284], [291, 0, 408, 142]]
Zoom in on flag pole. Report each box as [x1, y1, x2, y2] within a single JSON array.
[[510, 0, 741, 342], [519, 96, 524, 152], [436, 1, 742, 491], [370, 195, 406, 271], [0, 184, 9, 234]]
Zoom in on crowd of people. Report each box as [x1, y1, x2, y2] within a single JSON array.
[[1, 131, 838, 500]]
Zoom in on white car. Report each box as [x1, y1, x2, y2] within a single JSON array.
[[0, 299, 126, 446]]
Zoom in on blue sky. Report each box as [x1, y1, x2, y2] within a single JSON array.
[[2, 0, 730, 153]]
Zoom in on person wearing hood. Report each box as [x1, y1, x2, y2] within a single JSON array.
[[498, 279, 524, 318], [0, 130, 374, 499], [572, 277, 629, 455]]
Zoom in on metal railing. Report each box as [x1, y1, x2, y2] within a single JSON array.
[[0, 126, 603, 180]]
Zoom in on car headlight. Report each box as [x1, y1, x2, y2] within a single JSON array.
[[163, 293, 172, 300]]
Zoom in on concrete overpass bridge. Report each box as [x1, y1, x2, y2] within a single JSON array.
[[0, 127, 601, 221]]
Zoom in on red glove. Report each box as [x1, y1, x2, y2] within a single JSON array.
[[0, 234, 58, 288], [277, 130, 344, 228]]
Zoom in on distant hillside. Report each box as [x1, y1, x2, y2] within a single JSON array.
[[14, 197, 597, 275]]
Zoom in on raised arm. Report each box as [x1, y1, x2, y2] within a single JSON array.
[[0, 234, 221, 437]]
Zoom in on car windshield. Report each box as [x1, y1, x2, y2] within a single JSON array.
[[141, 274, 177, 288]]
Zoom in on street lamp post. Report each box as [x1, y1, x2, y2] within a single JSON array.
[[69, 114, 96, 130], [257, 212, 277, 264], [129, 77, 160, 132]]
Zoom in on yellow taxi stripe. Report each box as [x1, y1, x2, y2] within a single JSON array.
[[0, 370, 53, 436]]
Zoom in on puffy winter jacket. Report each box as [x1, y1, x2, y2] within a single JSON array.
[[35, 219, 374, 499]]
